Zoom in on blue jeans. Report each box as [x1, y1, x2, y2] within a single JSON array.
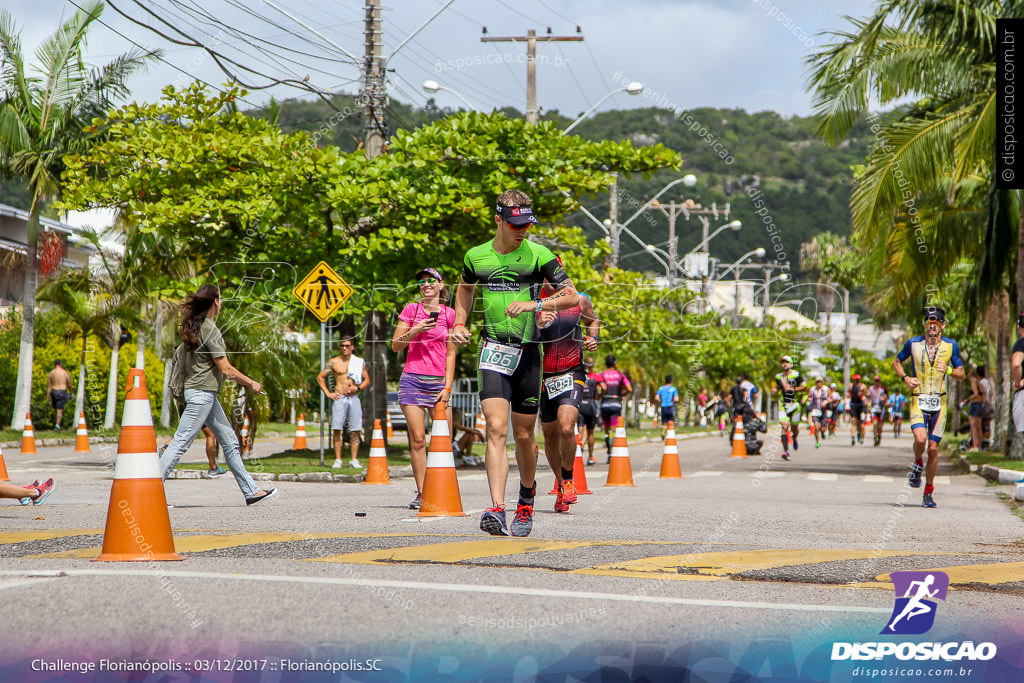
[[159, 389, 260, 499]]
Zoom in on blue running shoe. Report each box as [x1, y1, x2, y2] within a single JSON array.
[[922, 493, 937, 508], [480, 505, 509, 536], [203, 466, 229, 479], [31, 478, 55, 506], [510, 502, 534, 537], [908, 464, 923, 488]]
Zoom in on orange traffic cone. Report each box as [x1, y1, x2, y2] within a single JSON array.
[[95, 368, 182, 561], [730, 415, 747, 458], [0, 444, 9, 481], [20, 413, 36, 454], [240, 414, 251, 457], [386, 413, 394, 441], [364, 419, 391, 485], [572, 424, 592, 494], [417, 403, 465, 517], [293, 414, 308, 450], [606, 416, 634, 487], [475, 412, 487, 442], [74, 411, 90, 453], [659, 420, 682, 479]]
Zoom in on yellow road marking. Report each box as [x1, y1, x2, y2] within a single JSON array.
[[21, 532, 475, 559], [0, 529, 102, 543], [573, 549, 957, 581], [870, 561, 1024, 587], [311, 539, 673, 564]]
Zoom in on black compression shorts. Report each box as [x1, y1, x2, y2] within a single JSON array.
[[477, 343, 542, 415], [578, 402, 597, 430], [540, 364, 586, 423]]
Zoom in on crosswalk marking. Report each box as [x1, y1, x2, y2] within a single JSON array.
[[574, 549, 957, 581], [688, 471, 723, 477], [863, 475, 894, 483], [807, 473, 839, 481]]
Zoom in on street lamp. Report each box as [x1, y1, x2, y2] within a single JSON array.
[[644, 244, 672, 279], [754, 272, 790, 321], [422, 80, 476, 110], [716, 247, 766, 324], [684, 219, 742, 258], [563, 82, 643, 133]]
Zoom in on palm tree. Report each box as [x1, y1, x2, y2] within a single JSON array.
[[806, 0, 1022, 312], [799, 232, 847, 338], [0, 1, 156, 430], [36, 267, 138, 424]]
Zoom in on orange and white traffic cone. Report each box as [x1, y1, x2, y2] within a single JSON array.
[[293, 414, 308, 450], [20, 413, 36, 454], [240, 414, 251, 457], [364, 419, 391, 485], [417, 403, 465, 517], [74, 411, 90, 453], [606, 416, 634, 487], [475, 411, 487, 442], [0, 444, 9, 481], [659, 420, 682, 479], [730, 415, 747, 458], [95, 368, 182, 562], [571, 424, 592, 494], [386, 413, 394, 442]]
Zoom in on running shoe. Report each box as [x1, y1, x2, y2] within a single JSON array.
[[31, 478, 55, 506], [560, 479, 578, 505], [203, 466, 229, 479], [332, 460, 344, 469], [815, 441, 820, 449], [586, 456, 596, 466], [409, 492, 422, 510], [908, 463, 923, 488], [922, 493, 937, 508], [480, 505, 509, 536], [851, 437, 855, 446], [554, 491, 569, 513], [245, 488, 278, 506], [781, 451, 790, 461], [19, 479, 41, 506], [792, 436, 798, 450], [510, 502, 534, 537], [349, 460, 362, 469]]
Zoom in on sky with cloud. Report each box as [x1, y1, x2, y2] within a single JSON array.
[[9, 0, 877, 118]]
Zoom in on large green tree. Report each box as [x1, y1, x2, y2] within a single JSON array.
[[0, 1, 156, 429]]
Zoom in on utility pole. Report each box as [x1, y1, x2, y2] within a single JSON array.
[[608, 172, 619, 269], [639, 200, 730, 302], [362, 0, 388, 435], [481, 27, 584, 124], [363, 0, 386, 158]]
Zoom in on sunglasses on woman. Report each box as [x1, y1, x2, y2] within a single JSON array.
[[417, 278, 439, 285]]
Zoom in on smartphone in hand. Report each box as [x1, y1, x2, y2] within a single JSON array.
[[429, 311, 440, 322]]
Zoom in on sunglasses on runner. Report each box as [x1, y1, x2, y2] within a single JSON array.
[[417, 278, 439, 285], [507, 223, 531, 231]]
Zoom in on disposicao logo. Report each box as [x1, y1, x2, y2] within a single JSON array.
[[881, 570, 948, 635], [831, 570, 997, 663]]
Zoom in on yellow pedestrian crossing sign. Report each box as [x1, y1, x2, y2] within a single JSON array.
[[293, 261, 353, 322]]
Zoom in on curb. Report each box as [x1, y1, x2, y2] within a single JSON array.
[[959, 452, 1024, 501], [168, 465, 416, 483]]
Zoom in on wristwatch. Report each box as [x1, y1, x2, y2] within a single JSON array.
[[535, 299, 543, 313]]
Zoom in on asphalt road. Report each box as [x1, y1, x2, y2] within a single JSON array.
[[2, 424, 1023, 681]]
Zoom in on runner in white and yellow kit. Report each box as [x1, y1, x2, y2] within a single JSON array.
[[893, 306, 965, 508]]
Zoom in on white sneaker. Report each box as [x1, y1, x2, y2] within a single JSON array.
[[332, 460, 343, 469], [467, 455, 479, 467], [349, 460, 362, 469]]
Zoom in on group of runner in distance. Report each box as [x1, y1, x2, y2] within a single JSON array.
[[448, 190, 960, 538]]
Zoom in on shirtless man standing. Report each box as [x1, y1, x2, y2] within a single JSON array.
[[47, 360, 72, 430], [316, 336, 371, 469]]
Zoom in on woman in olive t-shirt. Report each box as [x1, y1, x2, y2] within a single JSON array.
[[158, 285, 277, 505]]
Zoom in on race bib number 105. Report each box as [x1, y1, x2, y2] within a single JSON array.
[[480, 340, 522, 376]]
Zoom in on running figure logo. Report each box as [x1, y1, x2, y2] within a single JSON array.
[[881, 570, 949, 635]]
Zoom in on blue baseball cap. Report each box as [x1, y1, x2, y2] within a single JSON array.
[[415, 267, 443, 282], [496, 203, 539, 226]]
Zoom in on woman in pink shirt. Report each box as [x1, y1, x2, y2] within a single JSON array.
[[391, 267, 456, 510]]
